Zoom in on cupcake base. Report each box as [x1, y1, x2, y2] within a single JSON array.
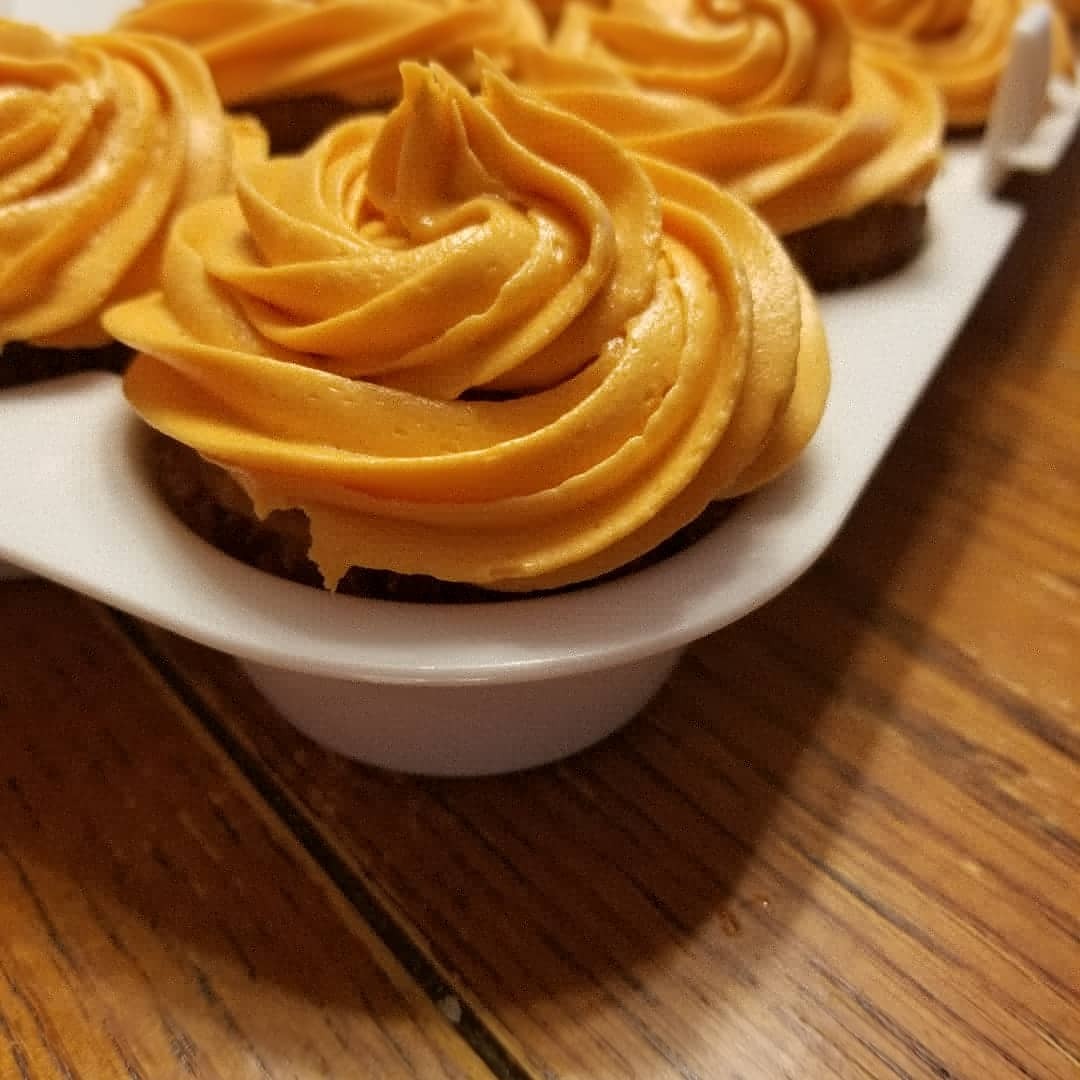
[[0, 341, 131, 390], [149, 433, 736, 603], [237, 95, 367, 153], [783, 202, 928, 290]]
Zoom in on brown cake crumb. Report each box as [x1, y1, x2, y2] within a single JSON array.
[[783, 202, 928, 290], [148, 434, 737, 603]]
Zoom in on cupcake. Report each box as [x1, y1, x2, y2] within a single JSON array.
[[104, 61, 828, 598], [115, 0, 548, 150], [513, 0, 945, 288], [0, 19, 257, 387], [835, 0, 1075, 128]]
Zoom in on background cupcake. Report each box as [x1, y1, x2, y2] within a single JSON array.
[[836, 0, 1075, 128], [513, 0, 945, 288], [0, 19, 253, 386], [115, 0, 548, 149]]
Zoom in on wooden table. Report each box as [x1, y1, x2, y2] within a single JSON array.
[[2, 141, 1078, 1079]]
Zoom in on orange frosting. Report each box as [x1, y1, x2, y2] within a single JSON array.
[[106, 64, 828, 592], [117, 0, 546, 107], [837, 0, 1076, 126], [0, 20, 248, 349], [515, 0, 944, 237], [551, 0, 853, 109]]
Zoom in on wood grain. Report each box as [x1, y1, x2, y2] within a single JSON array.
[[128, 139, 1080, 1079], [0, 584, 497, 1080]]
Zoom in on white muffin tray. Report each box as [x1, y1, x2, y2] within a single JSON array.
[[1, 3, 1077, 773]]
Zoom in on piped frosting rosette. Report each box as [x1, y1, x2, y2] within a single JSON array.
[[550, 0, 854, 109], [0, 20, 247, 349], [836, 0, 1075, 126], [116, 0, 546, 108], [514, 0, 944, 239], [106, 63, 828, 593]]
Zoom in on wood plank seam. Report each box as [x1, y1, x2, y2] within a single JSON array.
[[105, 607, 538, 1080]]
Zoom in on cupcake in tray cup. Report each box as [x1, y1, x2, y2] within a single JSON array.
[[104, 60, 829, 603], [530, 0, 602, 30], [115, 0, 547, 149], [835, 0, 1075, 128], [0, 18, 259, 388], [513, 0, 946, 288]]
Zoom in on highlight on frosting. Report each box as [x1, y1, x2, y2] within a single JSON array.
[[836, 0, 1076, 126], [0, 19, 247, 350], [106, 62, 828, 593], [514, 0, 944, 238], [116, 0, 547, 107]]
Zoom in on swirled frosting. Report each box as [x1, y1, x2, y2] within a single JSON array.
[[551, 0, 854, 109], [837, 0, 1075, 126], [106, 63, 828, 592], [0, 20, 245, 349], [117, 0, 546, 107], [515, 1, 944, 238]]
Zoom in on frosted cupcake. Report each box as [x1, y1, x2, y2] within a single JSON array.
[[0, 19, 257, 387], [514, 0, 945, 288], [836, 0, 1075, 127], [116, 0, 547, 149], [104, 62, 828, 598]]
